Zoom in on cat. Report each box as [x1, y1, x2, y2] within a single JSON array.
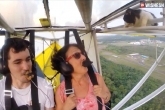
[[123, 8, 158, 28]]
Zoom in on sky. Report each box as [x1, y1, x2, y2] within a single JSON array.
[[0, 0, 163, 55]]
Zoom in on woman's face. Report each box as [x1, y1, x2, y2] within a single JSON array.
[[66, 46, 88, 75]]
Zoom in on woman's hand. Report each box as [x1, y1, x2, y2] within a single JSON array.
[[63, 94, 77, 110], [93, 85, 108, 100]]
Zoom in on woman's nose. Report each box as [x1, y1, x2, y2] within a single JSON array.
[[81, 54, 86, 61]]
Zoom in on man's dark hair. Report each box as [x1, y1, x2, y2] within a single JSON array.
[[51, 43, 81, 73], [0, 37, 35, 76]]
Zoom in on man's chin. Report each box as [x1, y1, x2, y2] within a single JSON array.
[[22, 76, 31, 83]]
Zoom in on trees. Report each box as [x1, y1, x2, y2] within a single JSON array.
[[100, 56, 165, 109]]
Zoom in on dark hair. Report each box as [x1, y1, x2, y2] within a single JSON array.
[[0, 38, 35, 76], [51, 43, 81, 73], [123, 8, 141, 24]]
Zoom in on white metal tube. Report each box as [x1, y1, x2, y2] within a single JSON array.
[[92, 30, 102, 75], [112, 46, 165, 110], [163, 8, 165, 26], [74, 0, 92, 30], [15, 27, 87, 32], [0, 14, 14, 33], [148, 17, 163, 24], [101, 26, 165, 32], [99, 30, 165, 36], [124, 84, 165, 110], [102, 17, 163, 30]]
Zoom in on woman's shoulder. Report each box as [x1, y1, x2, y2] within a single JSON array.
[[56, 80, 65, 92], [55, 80, 66, 103], [95, 73, 102, 80], [94, 73, 105, 86]]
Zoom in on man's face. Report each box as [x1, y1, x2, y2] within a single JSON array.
[[8, 48, 32, 83]]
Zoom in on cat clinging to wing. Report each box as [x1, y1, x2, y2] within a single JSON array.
[[123, 8, 158, 27]]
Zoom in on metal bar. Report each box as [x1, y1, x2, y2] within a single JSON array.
[[74, 0, 93, 30], [163, 8, 165, 26], [124, 84, 165, 110], [43, 39, 45, 70], [112, 46, 165, 110], [43, 0, 51, 26], [5, 31, 10, 39], [0, 31, 5, 35], [15, 27, 87, 32], [92, 29, 102, 75], [15, 26, 85, 29], [15, 32, 55, 41], [0, 14, 14, 33], [15, 30, 86, 42], [92, 0, 141, 27], [99, 30, 165, 35], [98, 30, 165, 36], [105, 17, 163, 29], [100, 26, 165, 33], [29, 30, 35, 56], [148, 17, 163, 24]]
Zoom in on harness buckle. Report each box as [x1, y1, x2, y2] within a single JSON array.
[[4, 90, 12, 98], [65, 89, 74, 95]]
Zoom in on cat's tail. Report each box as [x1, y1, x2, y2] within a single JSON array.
[[152, 23, 158, 26], [150, 12, 158, 26]]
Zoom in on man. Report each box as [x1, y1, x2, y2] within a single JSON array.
[[0, 38, 55, 110]]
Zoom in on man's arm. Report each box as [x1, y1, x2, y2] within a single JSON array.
[[45, 107, 55, 110], [44, 85, 55, 110], [0, 101, 4, 110]]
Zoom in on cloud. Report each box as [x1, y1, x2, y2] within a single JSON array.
[[0, 0, 134, 28], [0, 0, 40, 28], [48, 0, 132, 26]]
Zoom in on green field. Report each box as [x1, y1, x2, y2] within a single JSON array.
[[98, 41, 165, 83], [97, 35, 165, 109]]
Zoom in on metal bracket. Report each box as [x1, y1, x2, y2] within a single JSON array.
[[4, 90, 12, 98], [65, 88, 74, 95]]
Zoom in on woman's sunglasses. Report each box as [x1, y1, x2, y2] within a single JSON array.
[[66, 52, 83, 62]]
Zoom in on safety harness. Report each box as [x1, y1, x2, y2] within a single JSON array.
[[4, 73, 40, 110], [64, 29, 103, 110]]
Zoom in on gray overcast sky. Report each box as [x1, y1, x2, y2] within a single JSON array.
[[0, 0, 132, 27], [0, 0, 162, 27], [0, 0, 163, 53]]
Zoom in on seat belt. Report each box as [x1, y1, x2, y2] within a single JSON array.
[[5, 73, 40, 110], [64, 29, 103, 110], [4, 74, 12, 110], [31, 73, 40, 110]]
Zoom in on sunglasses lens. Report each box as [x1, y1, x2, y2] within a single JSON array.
[[74, 52, 81, 59]]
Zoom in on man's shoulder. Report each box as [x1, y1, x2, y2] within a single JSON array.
[[37, 76, 47, 86], [0, 77, 6, 94], [37, 76, 45, 81], [0, 77, 6, 87], [36, 76, 53, 89]]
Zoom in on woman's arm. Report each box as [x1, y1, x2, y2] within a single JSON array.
[[55, 86, 65, 110], [96, 73, 111, 103]]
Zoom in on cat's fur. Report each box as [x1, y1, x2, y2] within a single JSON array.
[[123, 8, 158, 27]]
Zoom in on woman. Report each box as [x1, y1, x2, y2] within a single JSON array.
[[51, 44, 111, 110]]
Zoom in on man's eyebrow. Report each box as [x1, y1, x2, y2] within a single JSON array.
[[26, 56, 31, 59], [13, 59, 22, 63], [13, 56, 31, 62]]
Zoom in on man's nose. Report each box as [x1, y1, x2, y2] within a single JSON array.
[[22, 61, 30, 70]]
